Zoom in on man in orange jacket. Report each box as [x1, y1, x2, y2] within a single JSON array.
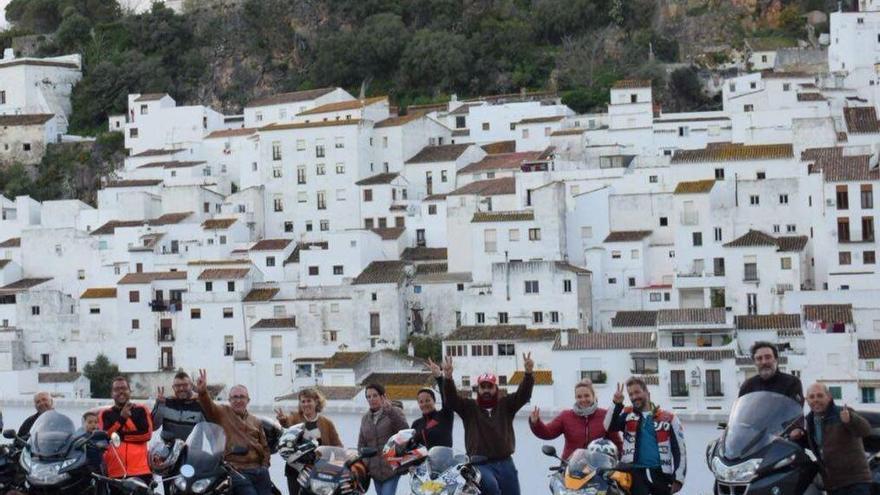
[[99, 376, 153, 492]]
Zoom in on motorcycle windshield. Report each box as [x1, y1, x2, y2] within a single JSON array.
[[28, 411, 75, 458], [315, 446, 354, 467], [567, 449, 615, 477], [184, 422, 226, 472], [723, 391, 803, 459], [426, 446, 468, 474]]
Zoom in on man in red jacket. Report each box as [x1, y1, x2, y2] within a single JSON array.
[[99, 376, 153, 492]]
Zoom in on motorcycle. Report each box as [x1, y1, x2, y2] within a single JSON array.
[[149, 430, 185, 493], [173, 422, 242, 495], [542, 443, 631, 495], [278, 423, 320, 473], [15, 410, 110, 495], [382, 429, 483, 495], [707, 391, 819, 495], [295, 445, 376, 495], [0, 430, 26, 493]]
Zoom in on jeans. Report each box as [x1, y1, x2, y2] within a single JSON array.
[[631, 468, 673, 495], [476, 458, 520, 495], [231, 467, 272, 495], [372, 475, 400, 495], [829, 483, 872, 495]]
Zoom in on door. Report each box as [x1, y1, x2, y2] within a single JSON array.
[[161, 347, 173, 370]]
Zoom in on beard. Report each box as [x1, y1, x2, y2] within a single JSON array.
[[758, 366, 775, 379]]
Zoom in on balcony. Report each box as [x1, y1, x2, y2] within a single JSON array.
[[158, 328, 175, 343], [150, 300, 182, 312]]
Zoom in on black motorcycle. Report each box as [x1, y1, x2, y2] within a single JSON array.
[[707, 391, 818, 495], [296, 445, 376, 495], [15, 410, 109, 495], [173, 422, 240, 494], [0, 429, 26, 493]]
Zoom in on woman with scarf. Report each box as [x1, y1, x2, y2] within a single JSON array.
[[411, 358, 454, 448], [529, 379, 622, 460], [275, 388, 342, 495]]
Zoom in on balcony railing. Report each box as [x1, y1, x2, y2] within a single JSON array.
[[158, 328, 175, 342], [159, 356, 175, 371], [150, 300, 182, 312]]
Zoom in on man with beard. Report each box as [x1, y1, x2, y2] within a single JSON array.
[[152, 371, 205, 440], [605, 377, 686, 495], [18, 391, 54, 439], [98, 376, 153, 491], [738, 341, 804, 404], [442, 353, 534, 495]]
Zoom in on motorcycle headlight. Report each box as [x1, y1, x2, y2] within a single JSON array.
[[309, 479, 337, 495], [27, 460, 71, 485], [414, 479, 446, 495], [174, 477, 187, 492], [771, 453, 797, 471], [410, 475, 427, 495], [192, 478, 213, 493], [712, 456, 762, 483], [59, 457, 78, 472]]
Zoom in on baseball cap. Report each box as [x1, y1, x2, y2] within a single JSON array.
[[477, 373, 497, 385]]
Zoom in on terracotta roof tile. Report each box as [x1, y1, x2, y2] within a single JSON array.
[[801, 147, 843, 161], [250, 239, 293, 251], [385, 384, 433, 401], [401, 247, 447, 261], [323, 352, 370, 369], [551, 128, 587, 136], [735, 314, 801, 330], [0, 238, 21, 247], [844, 107, 880, 134], [509, 370, 553, 385], [613, 80, 651, 89], [634, 374, 659, 385], [553, 331, 656, 350], [243, 288, 279, 302], [352, 260, 408, 285], [152, 212, 193, 225], [284, 242, 328, 265], [137, 160, 205, 169], [259, 119, 362, 132], [312, 386, 361, 401], [118, 271, 186, 284], [671, 143, 793, 164], [472, 210, 535, 223], [674, 180, 715, 194], [445, 325, 557, 341], [809, 155, 878, 182], [775, 236, 808, 252], [555, 262, 591, 275], [611, 311, 658, 328], [204, 128, 257, 139], [415, 263, 447, 275], [371, 227, 406, 240], [459, 151, 544, 174], [252, 318, 297, 329], [355, 172, 398, 186], [405, 144, 471, 164], [803, 304, 853, 323], [0, 278, 51, 290], [134, 93, 168, 102], [80, 288, 117, 299], [723, 230, 807, 251], [603, 231, 652, 243], [424, 194, 447, 201], [480, 141, 517, 154], [104, 180, 163, 188], [0, 114, 53, 126], [297, 96, 387, 116], [247, 88, 336, 108], [462, 90, 558, 104], [797, 93, 826, 102], [659, 349, 735, 361], [130, 148, 176, 157], [38, 372, 82, 383], [514, 116, 565, 126], [859, 340, 880, 359], [657, 308, 726, 325], [197, 268, 250, 280], [448, 177, 516, 196], [373, 113, 423, 128], [202, 218, 237, 230]]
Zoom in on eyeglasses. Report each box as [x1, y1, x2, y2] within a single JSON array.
[[229, 395, 248, 400]]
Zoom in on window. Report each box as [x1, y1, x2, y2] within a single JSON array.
[[126, 348, 137, 359], [89, 306, 100, 314], [749, 195, 760, 205], [837, 185, 849, 210], [335, 163, 345, 174], [205, 281, 213, 292], [744, 258, 758, 281], [630, 94, 638, 103], [457, 284, 464, 292], [829, 386, 842, 400], [650, 292, 661, 302], [659, 217, 668, 227], [628, 277, 636, 287], [333, 265, 344, 275], [706, 370, 722, 397], [862, 185, 873, 209], [316, 144, 325, 158], [672, 333, 685, 347], [528, 228, 541, 241], [129, 128, 138, 138], [264, 256, 276, 268], [223, 307, 233, 319], [308, 266, 319, 276], [744, 104, 754, 112], [68, 356, 77, 373], [715, 168, 725, 180], [671, 370, 688, 397], [863, 387, 876, 404], [522, 128, 529, 139], [272, 167, 282, 178], [533, 311, 543, 323], [525, 280, 539, 294], [227, 281, 235, 292], [224, 336, 234, 356], [471, 345, 493, 356], [297, 166, 306, 184], [41, 354, 50, 366], [608, 278, 617, 284], [498, 343, 515, 356], [508, 229, 520, 242], [692, 232, 702, 246], [272, 141, 282, 161], [446, 345, 467, 357], [865, 251, 876, 264], [498, 312, 508, 324], [550, 311, 560, 323], [316, 163, 325, 176], [131, 319, 139, 329], [786, 224, 796, 233], [273, 198, 283, 212], [363, 189, 373, 202], [756, 171, 766, 180], [714, 257, 725, 276], [563, 279, 572, 293], [455, 116, 466, 128], [482, 122, 490, 131], [864, 217, 875, 241], [780, 257, 792, 270], [840, 251, 852, 265], [611, 251, 621, 259], [747, 293, 758, 315], [649, 175, 658, 183], [838, 218, 851, 241], [476, 312, 486, 324], [441, 170, 448, 182], [779, 194, 789, 204], [677, 126, 688, 137], [714, 227, 722, 242], [270, 335, 283, 359], [0, 90, 4, 104], [484, 229, 497, 253], [317, 191, 326, 210], [370, 313, 380, 336], [191, 308, 201, 319]]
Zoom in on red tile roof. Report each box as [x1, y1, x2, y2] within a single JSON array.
[[252, 318, 297, 329], [134, 93, 168, 102], [400, 247, 447, 261], [197, 268, 250, 280], [0, 114, 53, 126], [671, 143, 793, 164], [80, 288, 117, 299], [250, 239, 293, 251], [371, 227, 406, 240], [445, 325, 557, 341], [844, 107, 880, 134], [657, 308, 726, 325], [243, 288, 279, 302], [405, 144, 471, 164], [735, 314, 801, 330], [104, 180, 163, 188], [202, 218, 237, 229], [480, 141, 517, 154], [472, 210, 535, 222], [613, 80, 652, 89], [604, 231, 652, 243], [0, 238, 21, 248], [553, 331, 656, 350], [204, 128, 257, 139], [674, 180, 715, 194], [352, 260, 408, 285], [612, 311, 658, 328], [118, 271, 187, 284], [458, 151, 544, 174], [130, 148, 176, 157], [259, 119, 362, 132], [355, 172, 398, 186], [659, 349, 735, 361], [448, 177, 516, 196], [247, 88, 336, 107], [137, 160, 205, 169], [723, 230, 807, 251], [809, 155, 878, 182], [859, 340, 880, 359], [803, 304, 853, 323], [297, 96, 387, 116]]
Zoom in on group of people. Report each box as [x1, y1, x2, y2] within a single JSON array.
[[9, 340, 875, 495]]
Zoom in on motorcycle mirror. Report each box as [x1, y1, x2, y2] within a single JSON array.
[[110, 432, 122, 448], [541, 445, 558, 458], [359, 447, 377, 458], [2, 429, 15, 439], [180, 464, 195, 478], [231, 445, 249, 456]]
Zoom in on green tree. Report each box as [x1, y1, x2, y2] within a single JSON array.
[[400, 29, 472, 95], [401, 334, 442, 362], [0, 163, 35, 198], [83, 354, 121, 398], [778, 5, 805, 39], [54, 12, 92, 51]]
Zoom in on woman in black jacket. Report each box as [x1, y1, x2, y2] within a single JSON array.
[[411, 358, 454, 448]]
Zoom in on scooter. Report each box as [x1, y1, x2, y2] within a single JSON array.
[[295, 445, 376, 495], [542, 443, 631, 495]]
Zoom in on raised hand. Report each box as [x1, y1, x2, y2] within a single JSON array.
[[274, 407, 287, 423], [523, 352, 534, 373], [529, 406, 540, 424], [841, 404, 851, 424], [120, 402, 133, 419], [426, 358, 442, 378], [613, 383, 625, 405], [442, 356, 454, 379], [156, 386, 166, 403], [196, 369, 208, 395]]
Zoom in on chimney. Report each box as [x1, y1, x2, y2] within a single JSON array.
[[560, 330, 569, 347]]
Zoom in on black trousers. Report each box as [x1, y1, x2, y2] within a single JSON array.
[[631, 468, 674, 495], [285, 465, 302, 495]]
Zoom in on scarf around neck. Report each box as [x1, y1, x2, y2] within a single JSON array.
[[477, 394, 498, 409], [573, 402, 598, 417]]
